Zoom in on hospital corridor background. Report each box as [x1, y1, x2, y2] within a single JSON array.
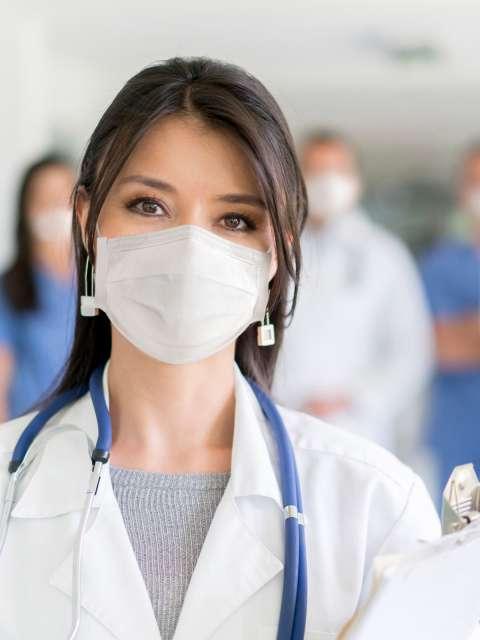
[[0, 1, 479, 517]]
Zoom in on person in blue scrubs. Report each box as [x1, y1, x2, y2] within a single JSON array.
[[420, 143, 480, 505], [0, 154, 77, 420]]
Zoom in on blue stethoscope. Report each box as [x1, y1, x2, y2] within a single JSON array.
[[0, 364, 307, 640]]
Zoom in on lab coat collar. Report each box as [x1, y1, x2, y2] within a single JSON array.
[[9, 360, 285, 639], [230, 362, 283, 508]]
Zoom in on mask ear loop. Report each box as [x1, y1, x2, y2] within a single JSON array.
[[75, 180, 99, 317], [257, 242, 276, 347], [80, 252, 99, 317], [257, 274, 276, 347]]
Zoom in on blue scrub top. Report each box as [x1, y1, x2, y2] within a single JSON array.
[[0, 268, 76, 418], [420, 240, 480, 502]]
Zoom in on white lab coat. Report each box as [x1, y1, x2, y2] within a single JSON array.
[[0, 363, 439, 639], [273, 210, 433, 453]]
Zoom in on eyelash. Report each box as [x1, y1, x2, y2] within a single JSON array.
[[223, 212, 257, 232], [126, 197, 258, 232], [127, 197, 166, 217]]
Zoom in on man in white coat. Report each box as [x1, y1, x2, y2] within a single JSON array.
[[273, 131, 433, 454]]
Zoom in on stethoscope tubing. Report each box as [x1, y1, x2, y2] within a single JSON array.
[[248, 380, 307, 640]]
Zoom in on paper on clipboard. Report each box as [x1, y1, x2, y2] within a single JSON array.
[[340, 518, 480, 640]]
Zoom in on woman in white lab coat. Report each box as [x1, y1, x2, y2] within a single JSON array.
[[0, 57, 439, 640]]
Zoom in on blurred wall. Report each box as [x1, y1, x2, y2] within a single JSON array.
[[0, 10, 52, 266], [2, 0, 480, 266]]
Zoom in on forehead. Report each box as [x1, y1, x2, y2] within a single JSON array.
[[116, 115, 260, 192], [462, 152, 480, 181], [30, 164, 74, 187], [302, 140, 357, 172], [27, 164, 74, 200]]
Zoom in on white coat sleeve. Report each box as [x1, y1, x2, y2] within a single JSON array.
[[348, 240, 434, 450]]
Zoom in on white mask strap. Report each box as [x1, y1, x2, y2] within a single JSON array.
[[80, 254, 99, 317]]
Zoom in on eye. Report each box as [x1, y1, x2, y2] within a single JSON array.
[[127, 197, 165, 217], [222, 213, 256, 232]]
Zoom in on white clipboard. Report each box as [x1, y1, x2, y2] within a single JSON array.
[[340, 518, 480, 640]]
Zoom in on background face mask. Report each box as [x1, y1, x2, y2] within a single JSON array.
[[29, 207, 72, 243], [94, 224, 272, 365], [306, 172, 359, 222]]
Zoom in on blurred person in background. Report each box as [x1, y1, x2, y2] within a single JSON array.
[[420, 142, 480, 503], [273, 130, 433, 453], [0, 153, 76, 421]]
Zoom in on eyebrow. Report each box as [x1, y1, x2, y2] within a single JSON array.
[[118, 175, 266, 208]]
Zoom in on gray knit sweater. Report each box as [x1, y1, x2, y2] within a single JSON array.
[[110, 465, 230, 640]]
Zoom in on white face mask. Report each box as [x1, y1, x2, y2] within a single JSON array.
[[306, 172, 359, 223], [29, 207, 72, 243], [464, 187, 480, 219], [94, 224, 272, 365]]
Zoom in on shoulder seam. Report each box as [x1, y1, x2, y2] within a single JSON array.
[[371, 475, 418, 559], [294, 444, 412, 490]]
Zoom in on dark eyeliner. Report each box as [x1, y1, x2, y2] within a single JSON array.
[[126, 196, 165, 217], [224, 212, 258, 231]]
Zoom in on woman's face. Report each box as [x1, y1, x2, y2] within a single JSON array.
[[88, 116, 276, 269]]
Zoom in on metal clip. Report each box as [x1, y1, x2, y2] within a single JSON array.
[[442, 464, 480, 534], [284, 505, 305, 526]]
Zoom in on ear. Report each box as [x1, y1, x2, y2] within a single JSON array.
[[268, 247, 278, 281], [75, 186, 90, 250], [267, 223, 278, 281]]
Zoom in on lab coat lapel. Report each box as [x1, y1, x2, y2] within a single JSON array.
[[49, 468, 161, 640], [173, 367, 285, 640], [173, 486, 283, 640]]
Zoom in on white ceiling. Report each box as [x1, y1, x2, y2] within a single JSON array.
[[15, 0, 480, 89], [0, 0, 478, 266], [8, 0, 480, 183]]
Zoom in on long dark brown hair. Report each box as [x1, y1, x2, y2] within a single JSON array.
[[55, 56, 307, 393], [3, 153, 71, 311]]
